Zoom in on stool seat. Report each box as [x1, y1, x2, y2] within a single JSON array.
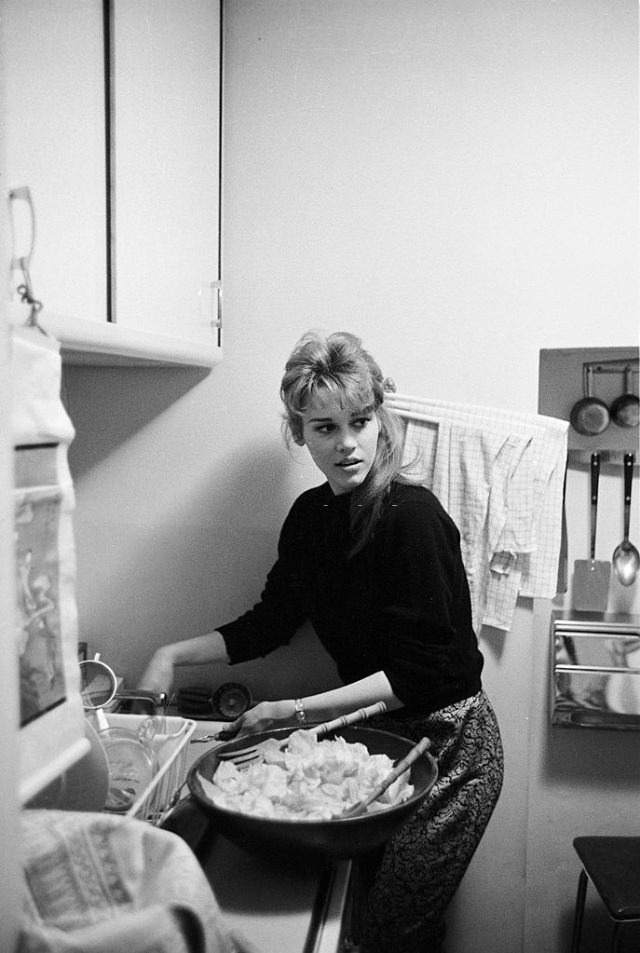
[[574, 837, 640, 919], [571, 836, 640, 953]]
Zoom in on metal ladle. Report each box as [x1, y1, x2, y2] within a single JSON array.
[[612, 453, 640, 587]]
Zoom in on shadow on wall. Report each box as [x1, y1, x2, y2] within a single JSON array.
[[71, 422, 343, 698], [172, 623, 343, 705], [62, 365, 210, 477], [156, 436, 342, 701]]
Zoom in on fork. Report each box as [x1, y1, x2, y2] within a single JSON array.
[[335, 736, 432, 819], [216, 700, 387, 766]]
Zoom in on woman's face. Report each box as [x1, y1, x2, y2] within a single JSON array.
[[297, 393, 380, 495]]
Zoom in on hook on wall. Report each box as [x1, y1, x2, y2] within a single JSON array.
[[8, 186, 47, 335]]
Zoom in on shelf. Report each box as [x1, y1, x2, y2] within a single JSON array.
[[40, 313, 222, 368]]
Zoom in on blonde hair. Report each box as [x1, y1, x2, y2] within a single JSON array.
[[280, 331, 406, 554]]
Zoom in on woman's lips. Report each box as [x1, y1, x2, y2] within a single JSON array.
[[336, 458, 361, 468]]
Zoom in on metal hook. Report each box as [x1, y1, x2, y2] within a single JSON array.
[[16, 275, 46, 335], [9, 187, 48, 335]]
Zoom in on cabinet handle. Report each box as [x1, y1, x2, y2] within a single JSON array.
[[199, 280, 222, 346], [215, 281, 222, 347], [8, 186, 45, 331], [9, 185, 36, 274]]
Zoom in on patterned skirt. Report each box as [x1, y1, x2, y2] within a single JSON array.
[[356, 689, 504, 953]]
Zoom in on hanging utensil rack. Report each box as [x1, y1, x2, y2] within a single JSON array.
[[539, 348, 639, 468]]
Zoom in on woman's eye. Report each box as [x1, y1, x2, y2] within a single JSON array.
[[353, 417, 371, 429]]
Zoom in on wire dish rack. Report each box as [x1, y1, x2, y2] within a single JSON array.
[[105, 714, 196, 825]]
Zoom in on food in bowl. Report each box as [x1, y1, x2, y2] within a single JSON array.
[[198, 728, 414, 820]]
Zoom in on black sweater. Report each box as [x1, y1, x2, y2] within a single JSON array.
[[218, 480, 483, 714]]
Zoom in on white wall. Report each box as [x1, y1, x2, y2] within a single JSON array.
[[0, 311, 22, 953], [62, 2, 638, 951], [0, 41, 25, 946]]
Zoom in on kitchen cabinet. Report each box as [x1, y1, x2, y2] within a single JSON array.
[[3, 1, 108, 332], [2, 0, 222, 368]]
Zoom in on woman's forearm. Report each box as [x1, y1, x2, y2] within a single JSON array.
[[296, 671, 403, 724], [138, 630, 230, 692], [162, 631, 230, 667], [215, 671, 404, 740]]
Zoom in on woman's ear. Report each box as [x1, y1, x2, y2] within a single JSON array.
[[288, 415, 305, 447]]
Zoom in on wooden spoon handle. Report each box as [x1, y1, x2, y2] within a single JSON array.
[[312, 701, 387, 738], [342, 736, 432, 818]]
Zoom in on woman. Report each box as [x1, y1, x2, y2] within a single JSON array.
[[140, 330, 503, 953]]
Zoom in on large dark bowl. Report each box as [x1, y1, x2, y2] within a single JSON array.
[[187, 725, 437, 860]]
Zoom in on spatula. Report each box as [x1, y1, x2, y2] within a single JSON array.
[[573, 452, 611, 613]]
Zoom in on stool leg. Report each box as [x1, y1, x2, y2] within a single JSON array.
[[612, 921, 623, 953], [571, 869, 588, 953]]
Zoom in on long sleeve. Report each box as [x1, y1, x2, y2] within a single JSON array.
[[218, 481, 483, 715], [368, 487, 482, 710]]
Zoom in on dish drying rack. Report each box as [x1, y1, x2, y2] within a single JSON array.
[[105, 713, 196, 825]]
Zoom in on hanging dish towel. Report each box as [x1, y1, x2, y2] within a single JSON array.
[[386, 393, 568, 632], [10, 326, 89, 803]]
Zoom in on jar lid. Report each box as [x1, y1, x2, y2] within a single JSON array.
[[213, 682, 251, 720]]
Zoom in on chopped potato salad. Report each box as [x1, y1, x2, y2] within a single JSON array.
[[198, 729, 414, 821]]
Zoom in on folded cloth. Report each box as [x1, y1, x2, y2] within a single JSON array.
[[19, 810, 262, 953], [11, 327, 75, 446]]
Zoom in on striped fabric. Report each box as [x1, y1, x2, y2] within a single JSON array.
[[386, 393, 568, 632]]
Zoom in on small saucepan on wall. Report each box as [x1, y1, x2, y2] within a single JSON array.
[[610, 366, 639, 429], [570, 366, 610, 436]]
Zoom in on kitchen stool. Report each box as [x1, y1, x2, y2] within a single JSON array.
[[571, 836, 640, 953]]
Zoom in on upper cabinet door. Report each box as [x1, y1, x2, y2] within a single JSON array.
[[111, 0, 222, 348], [2, 0, 222, 367], [3, 0, 108, 327]]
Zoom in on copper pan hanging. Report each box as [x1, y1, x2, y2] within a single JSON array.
[[570, 364, 610, 436]]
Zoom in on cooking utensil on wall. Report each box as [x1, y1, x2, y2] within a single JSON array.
[[570, 367, 610, 436], [573, 452, 611, 612], [610, 367, 639, 429], [612, 452, 640, 587]]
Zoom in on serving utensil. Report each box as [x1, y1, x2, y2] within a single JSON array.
[[573, 452, 611, 612], [336, 736, 431, 818], [216, 701, 387, 766], [612, 452, 640, 587]]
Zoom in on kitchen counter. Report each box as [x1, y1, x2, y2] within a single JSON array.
[[166, 720, 352, 953]]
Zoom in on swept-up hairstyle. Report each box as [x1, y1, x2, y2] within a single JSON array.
[[280, 330, 407, 555]]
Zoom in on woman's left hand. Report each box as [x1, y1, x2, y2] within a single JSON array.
[[216, 699, 296, 741]]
